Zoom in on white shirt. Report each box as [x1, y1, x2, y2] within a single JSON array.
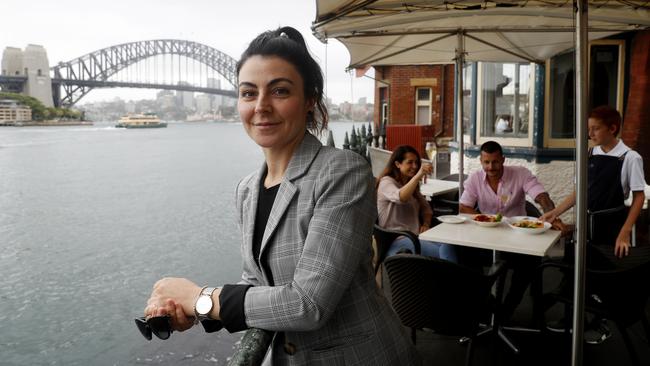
[[592, 140, 646, 198]]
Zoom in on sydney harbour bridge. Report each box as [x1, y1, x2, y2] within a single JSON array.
[[0, 39, 238, 107]]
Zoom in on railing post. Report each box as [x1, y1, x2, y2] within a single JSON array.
[[373, 121, 380, 148], [350, 126, 358, 153], [343, 132, 350, 150], [227, 328, 274, 366], [326, 130, 336, 147]]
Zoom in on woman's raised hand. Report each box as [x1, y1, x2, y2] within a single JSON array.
[[418, 161, 433, 182]]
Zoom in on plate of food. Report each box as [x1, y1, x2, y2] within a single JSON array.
[[506, 216, 552, 234], [471, 213, 502, 227], [437, 215, 467, 224]]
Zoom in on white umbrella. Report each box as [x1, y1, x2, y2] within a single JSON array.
[[314, 0, 649, 65], [313, 2, 649, 364]]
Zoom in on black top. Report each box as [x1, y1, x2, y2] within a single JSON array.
[[253, 182, 280, 269], [218, 175, 279, 333]]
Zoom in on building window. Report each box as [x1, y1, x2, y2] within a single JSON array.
[[590, 43, 622, 113], [415, 87, 431, 125], [379, 87, 388, 126], [477, 62, 533, 144], [549, 50, 575, 139], [546, 40, 625, 147], [37, 69, 42, 76]]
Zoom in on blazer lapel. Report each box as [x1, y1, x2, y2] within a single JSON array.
[[259, 133, 322, 260]]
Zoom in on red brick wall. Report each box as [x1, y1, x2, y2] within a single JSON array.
[[621, 30, 650, 182], [374, 64, 456, 138]]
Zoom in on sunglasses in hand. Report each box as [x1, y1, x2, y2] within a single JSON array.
[[134, 315, 173, 340]]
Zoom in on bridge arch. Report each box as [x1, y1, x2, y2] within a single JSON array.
[[51, 39, 238, 107]]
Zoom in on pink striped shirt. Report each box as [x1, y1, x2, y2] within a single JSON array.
[[459, 166, 546, 217]]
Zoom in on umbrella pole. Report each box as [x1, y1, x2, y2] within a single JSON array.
[[572, 0, 589, 365], [455, 31, 466, 194]]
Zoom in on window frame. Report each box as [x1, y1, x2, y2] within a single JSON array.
[[544, 39, 625, 148], [415, 87, 432, 125], [475, 62, 536, 148]]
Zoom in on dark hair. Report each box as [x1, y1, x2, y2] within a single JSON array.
[[589, 105, 622, 136], [376, 145, 421, 188], [480, 140, 503, 156], [236, 26, 328, 134]]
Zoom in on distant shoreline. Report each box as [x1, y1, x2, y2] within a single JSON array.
[[0, 120, 93, 127]]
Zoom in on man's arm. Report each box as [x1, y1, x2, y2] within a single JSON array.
[[534, 192, 555, 213], [459, 203, 479, 214]]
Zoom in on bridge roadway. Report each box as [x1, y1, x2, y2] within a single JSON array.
[[51, 79, 237, 97], [0, 75, 236, 98]]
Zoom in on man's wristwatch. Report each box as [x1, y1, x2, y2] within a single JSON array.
[[194, 286, 218, 322]]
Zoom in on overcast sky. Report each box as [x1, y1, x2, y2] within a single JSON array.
[[1, 0, 374, 104]]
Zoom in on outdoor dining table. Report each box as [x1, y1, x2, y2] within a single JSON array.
[[420, 179, 459, 198], [419, 214, 562, 353], [419, 214, 561, 256]]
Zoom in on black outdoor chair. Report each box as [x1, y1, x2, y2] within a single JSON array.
[[372, 224, 421, 275], [384, 254, 507, 366], [430, 173, 466, 217], [537, 245, 650, 366], [525, 201, 542, 217]]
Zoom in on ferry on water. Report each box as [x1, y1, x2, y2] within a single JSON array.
[[115, 114, 167, 128]]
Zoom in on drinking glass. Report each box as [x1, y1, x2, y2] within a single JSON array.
[[425, 142, 437, 179]]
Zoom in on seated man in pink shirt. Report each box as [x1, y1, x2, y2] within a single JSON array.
[[459, 140, 564, 321]]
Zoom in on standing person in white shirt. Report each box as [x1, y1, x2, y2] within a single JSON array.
[[541, 105, 646, 257], [541, 105, 646, 344]]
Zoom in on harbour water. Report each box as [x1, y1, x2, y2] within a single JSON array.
[[0, 121, 365, 365]]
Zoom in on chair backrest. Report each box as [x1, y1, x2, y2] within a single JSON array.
[[587, 205, 627, 245], [372, 224, 421, 274], [384, 254, 502, 337], [525, 200, 542, 217]]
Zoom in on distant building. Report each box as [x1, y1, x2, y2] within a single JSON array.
[[176, 81, 194, 110], [1, 45, 54, 107], [0, 99, 32, 122], [207, 78, 223, 107], [195, 94, 212, 114], [157, 93, 176, 109]]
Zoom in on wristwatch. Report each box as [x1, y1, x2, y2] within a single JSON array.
[[194, 286, 218, 322]]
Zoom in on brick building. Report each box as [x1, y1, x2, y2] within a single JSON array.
[[372, 30, 650, 181]]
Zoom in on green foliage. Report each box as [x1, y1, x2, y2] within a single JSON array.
[[0, 92, 81, 120]]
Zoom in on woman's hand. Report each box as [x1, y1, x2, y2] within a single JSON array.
[[144, 277, 202, 330], [614, 231, 631, 258], [417, 162, 433, 183]]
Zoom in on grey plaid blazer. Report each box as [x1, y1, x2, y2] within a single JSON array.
[[235, 133, 420, 366]]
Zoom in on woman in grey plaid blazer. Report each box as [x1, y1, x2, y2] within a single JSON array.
[[144, 26, 420, 365]]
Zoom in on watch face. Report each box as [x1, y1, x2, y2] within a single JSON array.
[[196, 296, 212, 315]]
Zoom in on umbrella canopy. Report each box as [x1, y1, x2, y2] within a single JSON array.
[[313, 0, 650, 66]]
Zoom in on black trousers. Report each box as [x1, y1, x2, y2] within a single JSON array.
[[457, 247, 540, 320], [499, 252, 541, 319]]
